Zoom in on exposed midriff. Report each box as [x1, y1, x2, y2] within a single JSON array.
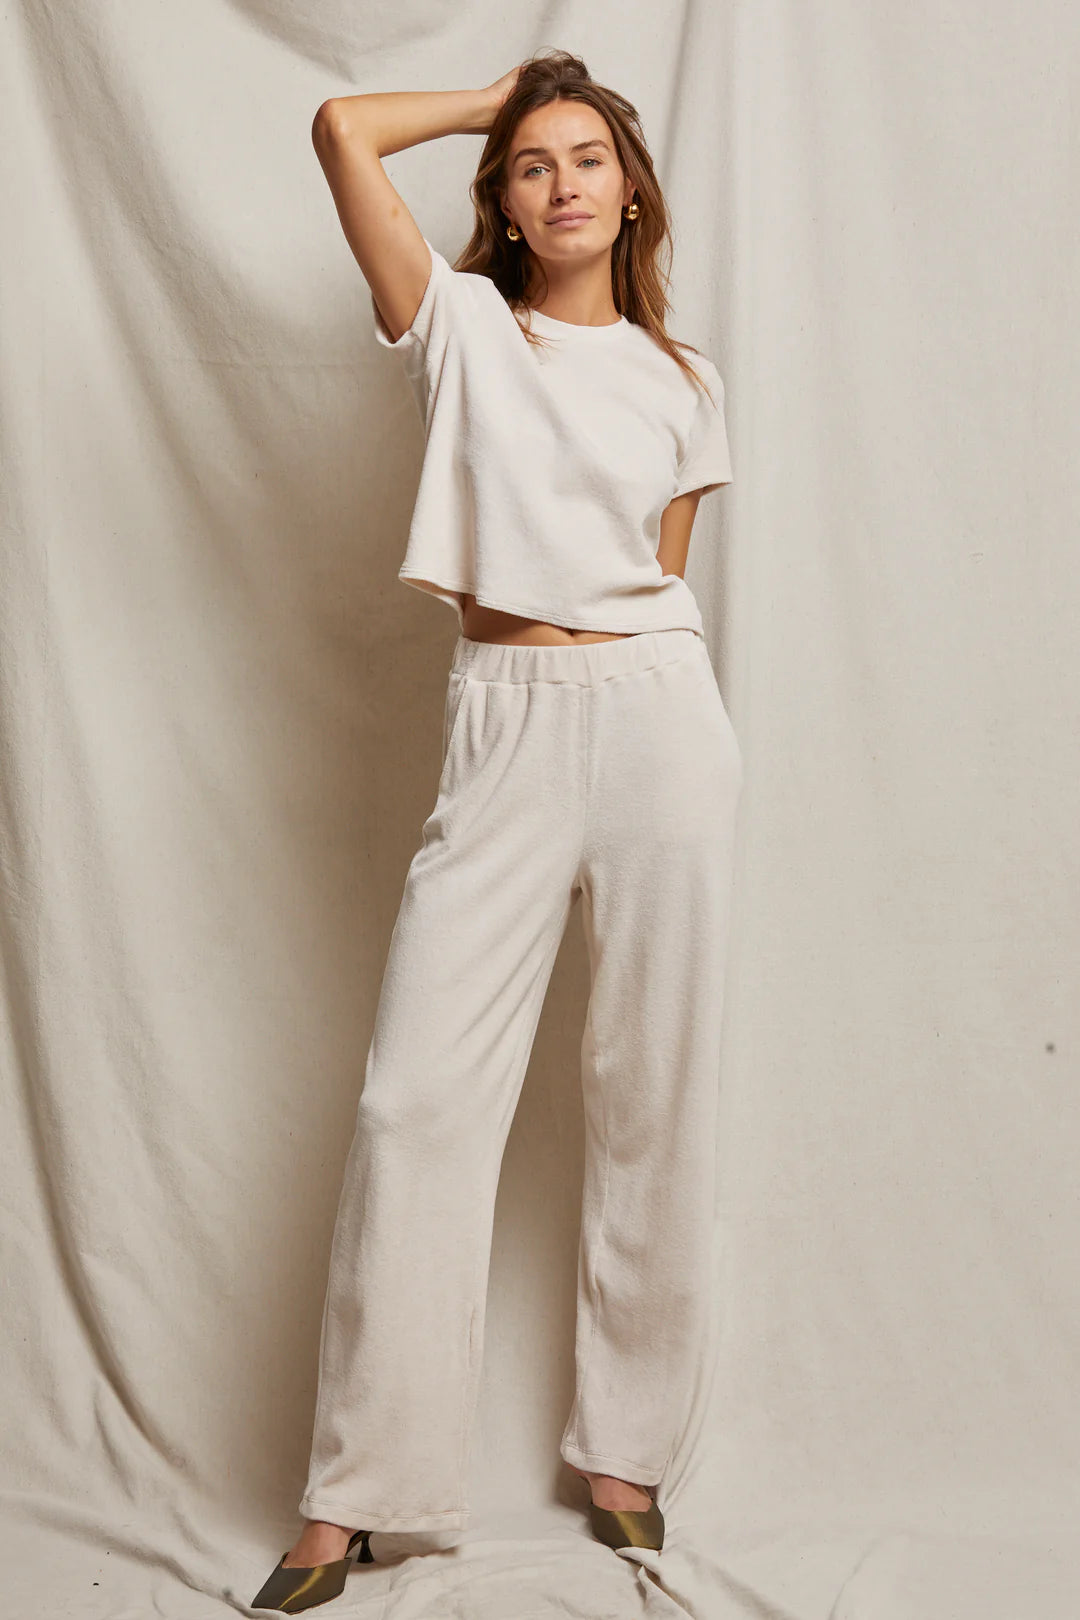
[[460, 593, 638, 647]]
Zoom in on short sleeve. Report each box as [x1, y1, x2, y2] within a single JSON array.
[[369, 237, 464, 398], [672, 358, 733, 498]]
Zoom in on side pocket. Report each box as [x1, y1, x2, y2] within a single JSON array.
[[692, 650, 744, 784], [438, 672, 472, 791]]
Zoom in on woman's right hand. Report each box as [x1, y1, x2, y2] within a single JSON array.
[[478, 62, 528, 130]]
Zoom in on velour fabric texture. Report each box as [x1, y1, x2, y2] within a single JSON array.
[[3, 3, 1078, 1619], [300, 630, 742, 1532], [372, 238, 732, 635]]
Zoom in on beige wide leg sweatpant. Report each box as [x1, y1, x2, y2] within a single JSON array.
[[299, 627, 743, 1534]]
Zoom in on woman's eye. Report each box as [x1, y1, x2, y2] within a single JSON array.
[[524, 158, 600, 177]]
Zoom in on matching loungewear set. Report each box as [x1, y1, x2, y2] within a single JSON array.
[[298, 238, 743, 1534]]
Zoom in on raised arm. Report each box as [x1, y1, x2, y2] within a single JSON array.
[[310, 69, 525, 343]]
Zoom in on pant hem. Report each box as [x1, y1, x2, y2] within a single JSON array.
[[299, 1494, 470, 1534], [560, 1444, 665, 1488]]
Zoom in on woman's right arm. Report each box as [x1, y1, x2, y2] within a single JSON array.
[[311, 71, 524, 344]]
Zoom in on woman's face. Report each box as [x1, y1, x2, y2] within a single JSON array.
[[500, 99, 635, 267]]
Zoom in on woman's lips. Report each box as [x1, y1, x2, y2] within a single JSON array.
[[548, 215, 592, 228]]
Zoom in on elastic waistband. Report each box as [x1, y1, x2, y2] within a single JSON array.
[[450, 628, 704, 687]]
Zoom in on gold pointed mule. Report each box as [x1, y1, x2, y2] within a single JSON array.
[[569, 1465, 665, 1552], [251, 1525, 373, 1613]]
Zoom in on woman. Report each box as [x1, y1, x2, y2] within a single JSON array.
[[253, 48, 742, 1613]]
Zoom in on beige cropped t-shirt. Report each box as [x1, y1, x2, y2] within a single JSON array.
[[371, 237, 733, 636]]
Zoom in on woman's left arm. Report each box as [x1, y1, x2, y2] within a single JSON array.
[[656, 489, 705, 578]]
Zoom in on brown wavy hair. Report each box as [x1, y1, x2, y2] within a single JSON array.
[[454, 49, 718, 409]]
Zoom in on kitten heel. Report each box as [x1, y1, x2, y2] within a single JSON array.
[[251, 1526, 373, 1613]]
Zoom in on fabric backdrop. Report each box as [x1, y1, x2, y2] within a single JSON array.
[[2, 2, 1077, 1617]]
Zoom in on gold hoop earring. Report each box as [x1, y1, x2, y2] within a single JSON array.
[[623, 201, 640, 220], [506, 221, 522, 241]]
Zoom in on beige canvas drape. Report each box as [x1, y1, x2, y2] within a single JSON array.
[[2, 2, 1077, 1616]]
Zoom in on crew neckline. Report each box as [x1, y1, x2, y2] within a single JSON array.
[[525, 306, 629, 337]]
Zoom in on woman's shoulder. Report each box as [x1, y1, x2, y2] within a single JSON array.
[[432, 243, 513, 309], [627, 326, 723, 396], [671, 336, 721, 374]]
